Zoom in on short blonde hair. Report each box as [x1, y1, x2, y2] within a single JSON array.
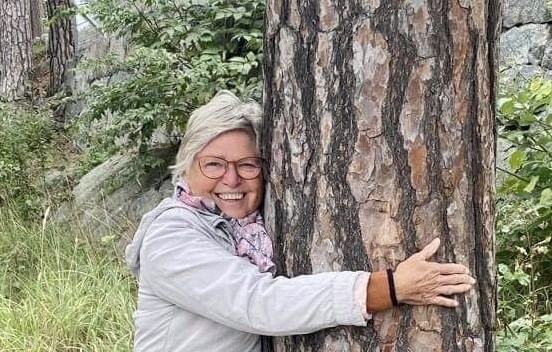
[[171, 90, 262, 183]]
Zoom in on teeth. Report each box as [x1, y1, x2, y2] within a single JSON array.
[[218, 193, 244, 200]]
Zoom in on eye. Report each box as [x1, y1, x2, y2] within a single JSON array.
[[238, 162, 258, 169], [237, 159, 261, 169], [200, 157, 226, 169], [204, 161, 225, 168]]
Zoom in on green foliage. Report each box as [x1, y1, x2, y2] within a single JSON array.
[[498, 79, 552, 197], [497, 79, 552, 277], [0, 103, 54, 213], [497, 313, 552, 352], [76, 0, 264, 156], [497, 78, 552, 350], [75, 146, 112, 178], [0, 205, 134, 351]]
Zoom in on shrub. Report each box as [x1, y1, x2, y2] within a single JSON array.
[[76, 0, 265, 156], [496, 78, 552, 350], [0, 103, 54, 213]]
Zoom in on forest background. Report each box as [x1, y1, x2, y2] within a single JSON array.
[[0, 0, 551, 351]]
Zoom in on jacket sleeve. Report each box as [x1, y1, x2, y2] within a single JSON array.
[[139, 207, 367, 336]]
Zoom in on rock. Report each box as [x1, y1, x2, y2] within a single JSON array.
[[77, 177, 173, 244], [72, 28, 128, 93], [72, 153, 134, 206], [62, 145, 177, 242], [44, 169, 69, 189], [542, 42, 552, 70], [51, 201, 74, 225], [113, 178, 174, 223], [500, 24, 551, 67], [500, 65, 551, 85], [503, 0, 552, 29]]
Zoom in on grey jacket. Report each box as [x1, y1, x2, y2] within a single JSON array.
[[125, 198, 367, 352]]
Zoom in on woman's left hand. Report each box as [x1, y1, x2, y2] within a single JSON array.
[[393, 238, 475, 307]]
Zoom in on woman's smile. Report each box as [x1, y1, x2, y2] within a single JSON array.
[[216, 192, 245, 200]]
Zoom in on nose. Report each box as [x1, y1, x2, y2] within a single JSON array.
[[221, 162, 241, 187]]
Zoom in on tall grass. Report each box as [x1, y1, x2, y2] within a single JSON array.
[[0, 204, 135, 351]]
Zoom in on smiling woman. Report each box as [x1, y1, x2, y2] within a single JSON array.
[[124, 90, 475, 352]]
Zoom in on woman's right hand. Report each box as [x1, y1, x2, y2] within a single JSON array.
[[394, 238, 475, 307]]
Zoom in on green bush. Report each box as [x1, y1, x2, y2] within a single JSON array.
[[496, 78, 552, 350], [76, 0, 264, 156], [0, 103, 54, 213]]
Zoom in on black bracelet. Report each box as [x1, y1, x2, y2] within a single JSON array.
[[386, 269, 399, 306]]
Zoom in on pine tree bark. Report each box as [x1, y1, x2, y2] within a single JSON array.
[[0, 0, 32, 102], [30, 0, 44, 39], [46, 0, 75, 96], [263, 1, 500, 351]]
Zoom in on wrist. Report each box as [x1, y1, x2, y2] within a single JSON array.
[[386, 269, 399, 306], [393, 266, 407, 304], [366, 271, 394, 313]]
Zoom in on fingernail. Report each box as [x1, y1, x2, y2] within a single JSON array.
[[470, 277, 476, 284]]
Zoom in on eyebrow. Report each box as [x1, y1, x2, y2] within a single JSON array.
[[198, 155, 261, 159]]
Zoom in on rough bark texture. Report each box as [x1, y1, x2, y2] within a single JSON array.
[[46, 0, 76, 128], [30, 0, 44, 39], [262, 0, 499, 351], [0, 0, 32, 101], [46, 0, 75, 96]]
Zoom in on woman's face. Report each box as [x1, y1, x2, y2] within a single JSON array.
[[185, 129, 264, 218]]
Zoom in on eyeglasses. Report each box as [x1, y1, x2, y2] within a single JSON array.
[[197, 156, 263, 180]]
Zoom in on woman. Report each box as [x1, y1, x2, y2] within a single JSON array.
[[125, 91, 475, 352]]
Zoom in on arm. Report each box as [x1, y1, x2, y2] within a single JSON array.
[[139, 208, 367, 336]]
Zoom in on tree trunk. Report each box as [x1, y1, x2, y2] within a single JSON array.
[[262, 1, 499, 351], [0, 0, 32, 102], [46, 0, 75, 96], [30, 0, 44, 39], [46, 0, 76, 128]]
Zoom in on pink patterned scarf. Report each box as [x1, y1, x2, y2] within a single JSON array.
[[175, 180, 276, 275]]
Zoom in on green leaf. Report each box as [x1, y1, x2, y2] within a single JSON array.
[[540, 188, 552, 204], [518, 91, 532, 104], [509, 150, 526, 170], [520, 112, 537, 126], [498, 263, 510, 275], [524, 175, 539, 193], [498, 98, 516, 115]]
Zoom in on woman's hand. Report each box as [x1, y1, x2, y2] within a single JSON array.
[[394, 238, 475, 307]]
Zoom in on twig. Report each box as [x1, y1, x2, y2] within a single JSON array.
[[496, 166, 531, 184]]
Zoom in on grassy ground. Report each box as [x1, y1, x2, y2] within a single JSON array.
[[0, 204, 135, 352]]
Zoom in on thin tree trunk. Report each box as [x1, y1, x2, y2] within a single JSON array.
[[263, 1, 500, 351], [30, 0, 44, 39], [0, 0, 32, 102], [46, 0, 76, 128], [46, 0, 75, 96]]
